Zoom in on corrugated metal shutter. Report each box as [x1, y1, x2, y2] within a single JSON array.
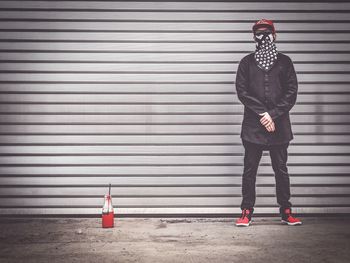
[[0, 1, 349, 216]]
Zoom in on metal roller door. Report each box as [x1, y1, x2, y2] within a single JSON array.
[[0, 1, 349, 216]]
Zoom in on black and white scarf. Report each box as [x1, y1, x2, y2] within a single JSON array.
[[254, 32, 278, 71]]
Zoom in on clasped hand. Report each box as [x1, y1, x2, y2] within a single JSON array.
[[259, 112, 275, 132]]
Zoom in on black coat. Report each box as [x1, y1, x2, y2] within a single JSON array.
[[235, 52, 298, 145]]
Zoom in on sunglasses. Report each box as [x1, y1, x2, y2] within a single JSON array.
[[254, 30, 273, 36]]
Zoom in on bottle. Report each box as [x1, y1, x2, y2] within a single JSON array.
[[102, 184, 114, 228]]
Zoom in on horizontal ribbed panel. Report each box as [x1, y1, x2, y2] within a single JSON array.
[[0, 0, 349, 216]]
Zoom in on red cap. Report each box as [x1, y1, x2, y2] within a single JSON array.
[[252, 19, 276, 34]]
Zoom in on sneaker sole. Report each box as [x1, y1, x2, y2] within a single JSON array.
[[281, 220, 302, 226], [235, 221, 252, 227]]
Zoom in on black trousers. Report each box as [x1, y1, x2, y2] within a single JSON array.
[[240, 139, 292, 211]]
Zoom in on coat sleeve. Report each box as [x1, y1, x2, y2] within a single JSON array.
[[235, 57, 268, 116], [268, 56, 298, 120]]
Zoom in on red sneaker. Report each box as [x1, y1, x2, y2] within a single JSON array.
[[235, 208, 253, 227], [281, 208, 302, 226]]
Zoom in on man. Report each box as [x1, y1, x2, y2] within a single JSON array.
[[235, 19, 302, 226]]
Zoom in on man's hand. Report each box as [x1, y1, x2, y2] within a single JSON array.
[[265, 121, 275, 132], [259, 112, 275, 132]]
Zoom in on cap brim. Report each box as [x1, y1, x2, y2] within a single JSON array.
[[253, 24, 274, 32]]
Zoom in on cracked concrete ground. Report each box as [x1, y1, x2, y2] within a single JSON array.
[[0, 217, 349, 263]]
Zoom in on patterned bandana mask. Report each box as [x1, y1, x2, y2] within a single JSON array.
[[254, 32, 278, 71]]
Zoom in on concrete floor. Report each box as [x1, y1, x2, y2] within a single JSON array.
[[0, 217, 349, 263]]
